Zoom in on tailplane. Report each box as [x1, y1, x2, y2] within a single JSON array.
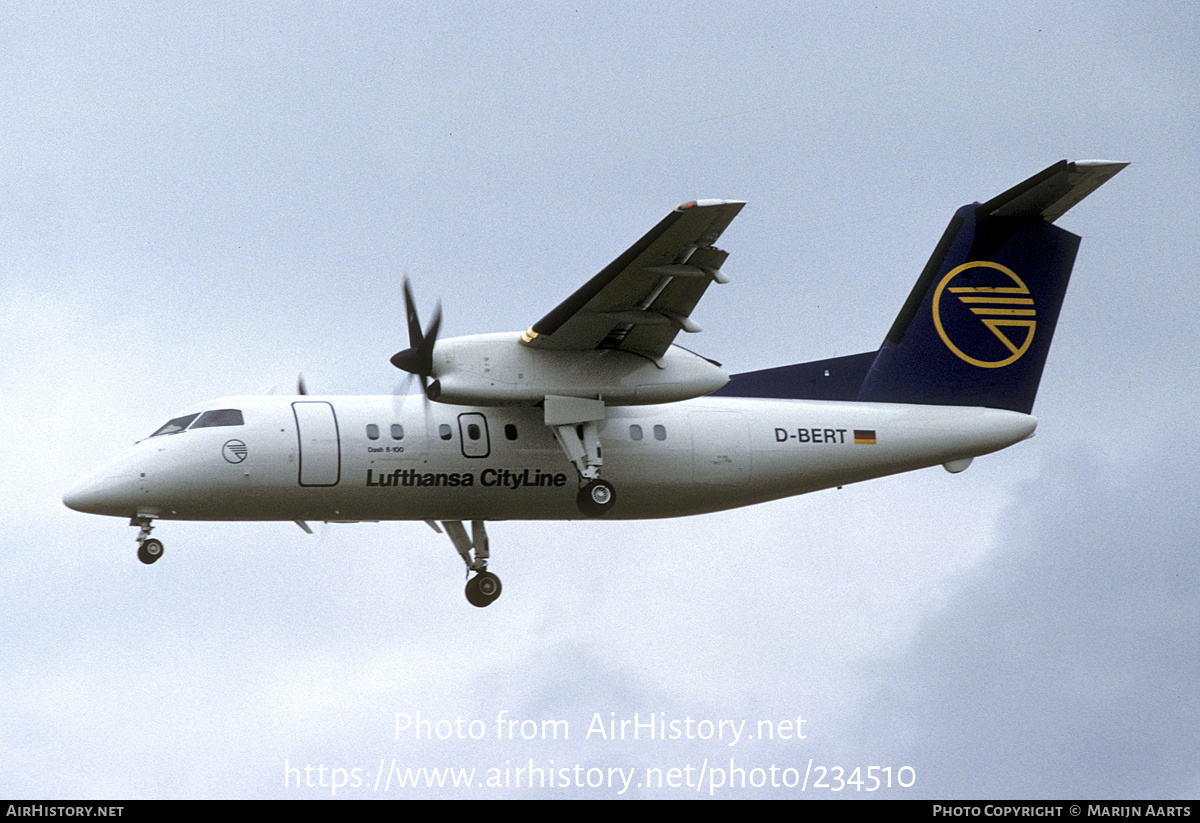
[[714, 160, 1126, 413]]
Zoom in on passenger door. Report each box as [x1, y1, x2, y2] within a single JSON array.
[[292, 401, 341, 486]]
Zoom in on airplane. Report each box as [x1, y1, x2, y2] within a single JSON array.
[[64, 159, 1126, 606]]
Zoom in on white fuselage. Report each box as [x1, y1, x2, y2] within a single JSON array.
[[64, 394, 1037, 523]]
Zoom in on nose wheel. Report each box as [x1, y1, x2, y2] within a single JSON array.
[[137, 538, 164, 564], [132, 517, 163, 564]]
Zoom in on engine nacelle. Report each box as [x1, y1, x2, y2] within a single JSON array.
[[428, 332, 728, 406]]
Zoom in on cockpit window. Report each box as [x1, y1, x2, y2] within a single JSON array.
[[191, 409, 245, 429], [149, 414, 200, 438], [148, 409, 244, 438]]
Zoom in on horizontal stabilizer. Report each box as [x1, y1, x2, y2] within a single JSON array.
[[977, 159, 1128, 223]]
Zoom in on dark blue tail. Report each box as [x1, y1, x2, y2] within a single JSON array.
[[713, 160, 1126, 414], [855, 200, 1078, 413]]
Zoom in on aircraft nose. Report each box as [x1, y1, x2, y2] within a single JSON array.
[[63, 472, 136, 516], [62, 478, 96, 513]]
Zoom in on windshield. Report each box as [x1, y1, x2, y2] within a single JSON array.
[[148, 414, 200, 438], [148, 409, 243, 438], [192, 409, 245, 428]]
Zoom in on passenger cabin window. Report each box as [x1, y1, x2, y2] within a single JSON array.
[[505, 424, 518, 441], [653, 424, 667, 441], [391, 424, 404, 440], [629, 424, 643, 441], [366, 424, 380, 440], [438, 424, 453, 441]]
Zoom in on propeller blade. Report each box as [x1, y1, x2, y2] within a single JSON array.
[[391, 279, 443, 387], [403, 277, 423, 350], [416, 301, 442, 364]]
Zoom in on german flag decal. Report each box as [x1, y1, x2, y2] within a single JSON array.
[[854, 430, 877, 445]]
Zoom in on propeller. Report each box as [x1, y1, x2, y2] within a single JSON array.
[[390, 278, 443, 401]]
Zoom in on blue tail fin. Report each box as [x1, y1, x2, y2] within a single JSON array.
[[713, 160, 1126, 414], [858, 160, 1126, 413]]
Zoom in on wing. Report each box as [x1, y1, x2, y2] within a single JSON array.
[[520, 199, 745, 360]]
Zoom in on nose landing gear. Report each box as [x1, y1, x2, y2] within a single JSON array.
[[132, 516, 163, 564], [137, 538, 163, 564]]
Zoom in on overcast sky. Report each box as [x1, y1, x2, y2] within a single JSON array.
[[3, 1, 1197, 799]]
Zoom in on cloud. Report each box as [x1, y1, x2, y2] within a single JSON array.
[[855, 441, 1200, 798]]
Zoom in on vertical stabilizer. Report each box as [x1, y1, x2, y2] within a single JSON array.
[[856, 160, 1125, 413]]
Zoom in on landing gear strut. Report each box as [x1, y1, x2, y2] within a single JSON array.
[[433, 520, 502, 607], [545, 395, 616, 517], [132, 516, 163, 564]]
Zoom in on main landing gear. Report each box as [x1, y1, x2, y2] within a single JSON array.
[[132, 516, 163, 564], [465, 571, 502, 608], [577, 478, 615, 517], [544, 395, 616, 518], [432, 520, 502, 607]]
